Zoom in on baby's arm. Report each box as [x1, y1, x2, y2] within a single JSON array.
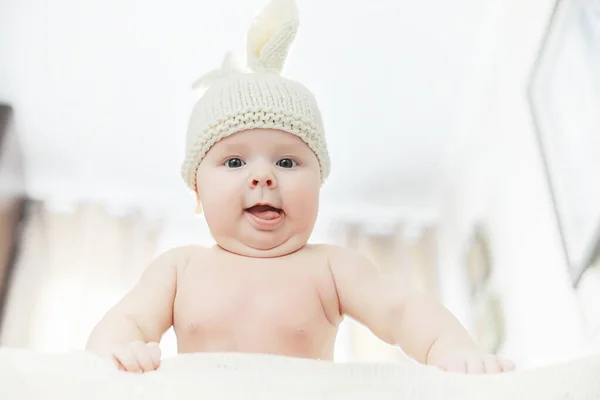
[[328, 246, 514, 373], [85, 247, 185, 371]]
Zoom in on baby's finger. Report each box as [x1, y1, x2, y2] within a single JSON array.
[[498, 357, 516, 372], [114, 349, 142, 373], [147, 342, 161, 369], [135, 349, 156, 372], [444, 361, 467, 373], [111, 355, 126, 371], [483, 356, 502, 374], [128, 341, 156, 372], [466, 359, 485, 374]]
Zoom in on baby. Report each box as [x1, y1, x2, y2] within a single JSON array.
[[86, 0, 515, 375]]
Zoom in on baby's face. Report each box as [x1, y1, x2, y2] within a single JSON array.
[[196, 128, 321, 257]]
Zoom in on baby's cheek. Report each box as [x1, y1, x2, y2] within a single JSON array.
[[201, 177, 239, 216], [284, 182, 319, 216]]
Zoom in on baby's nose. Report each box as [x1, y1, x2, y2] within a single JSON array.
[[249, 171, 277, 188]]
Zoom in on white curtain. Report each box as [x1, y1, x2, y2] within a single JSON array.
[[0, 201, 159, 353]]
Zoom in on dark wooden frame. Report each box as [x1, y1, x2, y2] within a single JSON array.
[[0, 104, 27, 334]]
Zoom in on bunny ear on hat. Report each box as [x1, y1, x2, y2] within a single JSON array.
[[191, 0, 298, 91], [246, 0, 299, 74]]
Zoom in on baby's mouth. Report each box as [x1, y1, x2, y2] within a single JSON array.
[[245, 205, 282, 220]]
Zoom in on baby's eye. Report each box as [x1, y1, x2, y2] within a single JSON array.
[[276, 158, 297, 168], [225, 158, 245, 168]]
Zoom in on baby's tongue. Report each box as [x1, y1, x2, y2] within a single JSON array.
[[247, 205, 280, 220]]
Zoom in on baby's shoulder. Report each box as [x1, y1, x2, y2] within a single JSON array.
[[304, 243, 365, 265], [299, 243, 338, 258], [151, 244, 212, 271], [311, 244, 378, 277]]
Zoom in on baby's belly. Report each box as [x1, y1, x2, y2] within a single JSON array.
[[172, 261, 340, 360], [173, 301, 338, 360], [176, 318, 337, 360], [175, 321, 336, 360]]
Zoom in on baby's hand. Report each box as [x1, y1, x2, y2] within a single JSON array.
[[112, 341, 161, 373], [430, 350, 515, 374]]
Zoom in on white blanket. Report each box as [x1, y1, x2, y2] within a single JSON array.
[[0, 348, 598, 399]]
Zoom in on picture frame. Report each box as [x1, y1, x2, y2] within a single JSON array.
[[527, 0, 600, 286], [465, 226, 492, 297], [472, 289, 506, 355], [463, 224, 506, 354]]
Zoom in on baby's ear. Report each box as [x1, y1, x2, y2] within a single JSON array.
[[194, 192, 203, 215]]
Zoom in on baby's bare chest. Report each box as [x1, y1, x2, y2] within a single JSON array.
[[173, 254, 340, 332]]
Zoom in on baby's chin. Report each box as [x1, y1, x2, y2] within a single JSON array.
[[214, 234, 309, 258]]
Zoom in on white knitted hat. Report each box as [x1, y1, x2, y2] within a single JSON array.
[[180, 0, 330, 192]]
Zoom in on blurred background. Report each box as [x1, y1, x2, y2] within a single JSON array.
[[0, 0, 599, 370]]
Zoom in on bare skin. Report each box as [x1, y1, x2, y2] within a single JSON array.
[[86, 129, 515, 374], [86, 243, 514, 373]]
